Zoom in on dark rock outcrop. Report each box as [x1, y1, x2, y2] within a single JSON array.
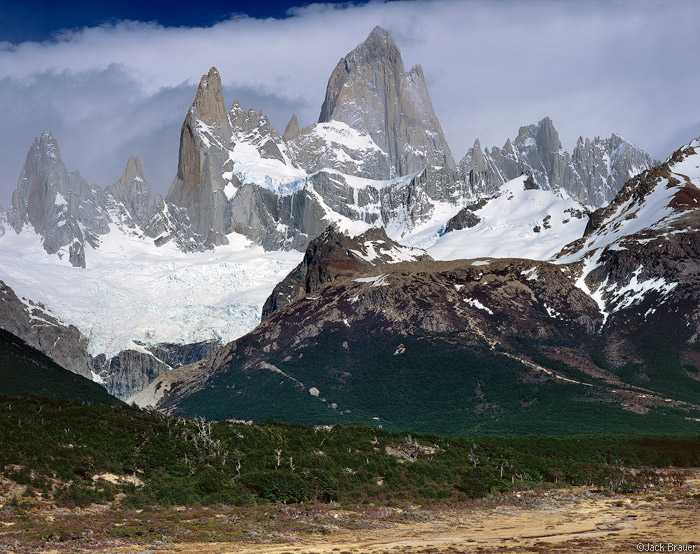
[[262, 225, 429, 318], [444, 208, 481, 233]]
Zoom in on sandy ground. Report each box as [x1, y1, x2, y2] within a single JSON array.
[[97, 475, 699, 554]]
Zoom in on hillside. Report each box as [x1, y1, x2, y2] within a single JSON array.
[[0, 328, 118, 404], [2, 396, 698, 508]]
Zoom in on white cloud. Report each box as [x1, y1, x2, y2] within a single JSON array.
[[0, 0, 698, 201]]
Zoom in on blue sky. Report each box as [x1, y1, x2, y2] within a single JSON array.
[[0, 0, 698, 201], [0, 0, 355, 42]]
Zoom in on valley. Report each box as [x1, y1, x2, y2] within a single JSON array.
[[3, 473, 699, 553], [0, 397, 698, 553], [0, 12, 699, 552]]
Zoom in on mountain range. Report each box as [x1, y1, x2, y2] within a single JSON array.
[[459, 118, 654, 206], [1, 26, 698, 434]]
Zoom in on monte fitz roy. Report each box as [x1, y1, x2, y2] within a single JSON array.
[[1, 26, 699, 434]]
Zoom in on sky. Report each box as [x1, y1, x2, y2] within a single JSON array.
[[1, 0, 699, 203]]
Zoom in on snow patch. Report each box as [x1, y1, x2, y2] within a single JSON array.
[[353, 274, 390, 287], [54, 192, 68, 208], [521, 266, 539, 281], [223, 182, 237, 200], [464, 297, 493, 315]]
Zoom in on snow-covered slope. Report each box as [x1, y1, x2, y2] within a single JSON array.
[[399, 176, 589, 261], [287, 120, 390, 179], [560, 139, 700, 263], [0, 225, 301, 358], [227, 101, 307, 190], [555, 138, 700, 329]]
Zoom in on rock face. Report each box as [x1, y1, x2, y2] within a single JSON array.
[[166, 67, 236, 247], [458, 138, 504, 197], [282, 114, 301, 141], [460, 118, 654, 207], [570, 133, 655, 207], [9, 132, 110, 267], [94, 349, 171, 400], [107, 156, 160, 228], [88, 340, 217, 400], [319, 26, 455, 179], [0, 280, 93, 379]]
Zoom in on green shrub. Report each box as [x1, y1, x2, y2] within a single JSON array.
[[242, 470, 314, 503], [54, 482, 104, 508], [455, 469, 503, 498]]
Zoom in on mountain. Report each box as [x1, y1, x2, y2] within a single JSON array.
[[141, 27, 471, 252], [4, 29, 603, 269], [282, 114, 301, 141], [262, 225, 429, 318], [9, 132, 111, 267], [0, 279, 93, 379], [555, 139, 700, 399], [0, 327, 118, 404], [166, 67, 237, 247], [459, 118, 654, 207], [139, 165, 700, 432], [106, 156, 161, 230], [0, 26, 677, 412], [319, 26, 455, 180]]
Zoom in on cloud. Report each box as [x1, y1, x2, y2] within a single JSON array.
[[0, 0, 698, 202]]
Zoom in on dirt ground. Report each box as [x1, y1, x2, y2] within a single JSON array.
[[2, 472, 698, 553]]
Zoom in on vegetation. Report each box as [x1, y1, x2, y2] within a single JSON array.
[[176, 332, 700, 435], [0, 328, 119, 405], [1, 396, 698, 509]]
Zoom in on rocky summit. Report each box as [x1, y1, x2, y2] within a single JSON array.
[[459, 117, 654, 207], [319, 26, 455, 179], [9, 132, 111, 267], [1, 27, 654, 269]]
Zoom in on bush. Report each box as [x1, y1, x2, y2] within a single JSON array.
[[54, 482, 104, 508], [455, 469, 498, 499], [242, 470, 314, 503]]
